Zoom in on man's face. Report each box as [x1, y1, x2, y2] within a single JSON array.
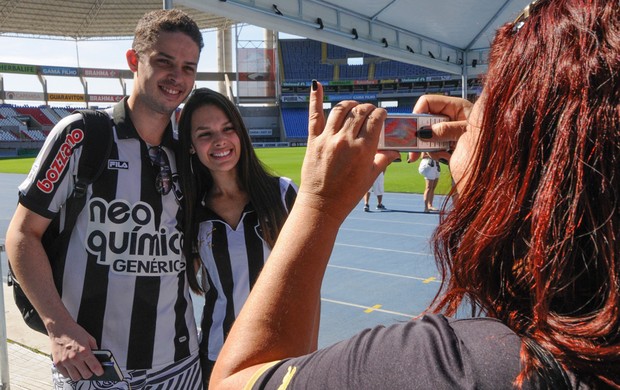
[[129, 31, 199, 115]]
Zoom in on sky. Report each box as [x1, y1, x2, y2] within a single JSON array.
[[0, 24, 295, 106]]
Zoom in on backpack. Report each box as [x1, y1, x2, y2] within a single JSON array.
[[6, 109, 114, 335]]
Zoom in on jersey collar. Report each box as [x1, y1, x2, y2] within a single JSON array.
[[111, 97, 175, 147]]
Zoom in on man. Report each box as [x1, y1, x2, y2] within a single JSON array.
[[6, 9, 204, 388]]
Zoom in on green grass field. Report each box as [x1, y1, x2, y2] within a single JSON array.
[[255, 147, 452, 194], [0, 156, 36, 174], [0, 148, 453, 194]]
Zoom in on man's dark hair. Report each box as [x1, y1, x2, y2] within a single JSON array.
[[132, 9, 204, 56]]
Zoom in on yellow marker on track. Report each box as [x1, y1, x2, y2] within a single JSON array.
[[365, 304, 382, 313]]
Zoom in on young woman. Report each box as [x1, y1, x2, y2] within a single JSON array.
[[417, 151, 440, 212], [210, 0, 619, 388], [176, 88, 298, 387]]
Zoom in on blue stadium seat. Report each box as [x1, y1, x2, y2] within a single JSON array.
[[281, 107, 309, 139]]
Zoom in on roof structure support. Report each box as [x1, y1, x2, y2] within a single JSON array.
[[177, 0, 533, 78], [179, 0, 467, 75]]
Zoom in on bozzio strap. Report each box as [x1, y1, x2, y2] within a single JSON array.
[[8, 109, 113, 334]]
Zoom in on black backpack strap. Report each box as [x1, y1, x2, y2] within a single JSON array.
[[51, 109, 114, 300], [7, 109, 114, 335], [72, 109, 114, 198]]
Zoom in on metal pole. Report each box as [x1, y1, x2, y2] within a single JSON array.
[[0, 244, 11, 389], [235, 23, 240, 106], [461, 52, 468, 100]]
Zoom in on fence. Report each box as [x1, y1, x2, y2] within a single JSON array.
[[0, 243, 10, 389]]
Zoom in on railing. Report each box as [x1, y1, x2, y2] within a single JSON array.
[[0, 243, 11, 389]]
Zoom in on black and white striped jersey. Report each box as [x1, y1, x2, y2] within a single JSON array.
[[17, 98, 199, 371], [196, 177, 297, 361]]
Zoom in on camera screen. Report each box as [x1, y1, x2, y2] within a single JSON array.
[[379, 114, 452, 151], [383, 117, 419, 148]]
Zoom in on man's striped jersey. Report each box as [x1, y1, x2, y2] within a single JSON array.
[[196, 177, 297, 361], [17, 98, 198, 371]]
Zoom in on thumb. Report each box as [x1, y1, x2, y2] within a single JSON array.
[[89, 336, 99, 351], [407, 151, 421, 163], [431, 120, 468, 141], [308, 80, 325, 138]]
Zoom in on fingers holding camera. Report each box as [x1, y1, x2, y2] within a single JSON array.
[[323, 100, 364, 139], [54, 349, 103, 381], [311, 81, 383, 141], [428, 119, 469, 142], [361, 107, 398, 174], [413, 94, 473, 123], [300, 97, 395, 221], [350, 104, 386, 141], [413, 94, 472, 142], [410, 94, 474, 166]]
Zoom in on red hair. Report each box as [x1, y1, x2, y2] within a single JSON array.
[[431, 0, 619, 387]]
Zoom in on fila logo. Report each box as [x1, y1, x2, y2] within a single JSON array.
[[108, 160, 129, 170]]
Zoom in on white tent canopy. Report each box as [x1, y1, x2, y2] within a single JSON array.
[[177, 0, 532, 77], [1, 0, 532, 76], [0, 0, 233, 38]]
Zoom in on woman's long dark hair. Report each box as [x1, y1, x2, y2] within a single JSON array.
[[431, 0, 619, 387], [177, 88, 291, 293]]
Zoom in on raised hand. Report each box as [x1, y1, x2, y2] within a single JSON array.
[[300, 80, 399, 221]]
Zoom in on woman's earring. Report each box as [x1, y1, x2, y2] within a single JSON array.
[[190, 155, 195, 176]]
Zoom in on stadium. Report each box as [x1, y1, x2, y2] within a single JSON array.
[[0, 37, 483, 156], [1, 1, 542, 388], [0, 0, 524, 157]]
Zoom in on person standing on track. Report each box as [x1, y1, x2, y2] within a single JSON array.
[[363, 170, 386, 211], [417, 152, 440, 212]]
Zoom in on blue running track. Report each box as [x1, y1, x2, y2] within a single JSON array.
[[0, 174, 445, 349]]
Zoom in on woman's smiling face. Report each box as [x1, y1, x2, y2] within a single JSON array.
[[190, 104, 241, 174]]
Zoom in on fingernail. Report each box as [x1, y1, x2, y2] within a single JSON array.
[[416, 126, 433, 139], [312, 79, 318, 91]]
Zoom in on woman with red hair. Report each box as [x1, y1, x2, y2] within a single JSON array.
[[210, 0, 619, 388]]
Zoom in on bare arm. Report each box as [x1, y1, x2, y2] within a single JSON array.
[[6, 204, 103, 380], [209, 82, 399, 389]]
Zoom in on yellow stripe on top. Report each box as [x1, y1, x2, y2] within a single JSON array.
[[278, 365, 297, 390], [243, 360, 282, 390]]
